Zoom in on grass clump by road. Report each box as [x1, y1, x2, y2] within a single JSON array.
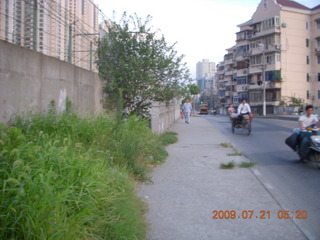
[[239, 161, 257, 168], [220, 161, 236, 169], [0, 112, 171, 239], [220, 142, 244, 156]]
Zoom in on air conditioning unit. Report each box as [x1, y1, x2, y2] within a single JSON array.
[[242, 86, 247, 90], [281, 23, 287, 28], [275, 44, 281, 50]]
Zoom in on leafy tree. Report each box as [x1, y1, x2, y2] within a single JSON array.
[[97, 13, 191, 118], [189, 84, 200, 95]]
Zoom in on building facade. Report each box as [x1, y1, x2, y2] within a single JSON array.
[[196, 59, 216, 91], [0, 0, 99, 72], [216, 0, 320, 114], [196, 59, 216, 108]]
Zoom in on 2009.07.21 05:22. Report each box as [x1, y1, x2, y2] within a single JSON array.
[[211, 210, 308, 220]]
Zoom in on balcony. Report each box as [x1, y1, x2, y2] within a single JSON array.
[[225, 70, 234, 76], [250, 26, 280, 40]]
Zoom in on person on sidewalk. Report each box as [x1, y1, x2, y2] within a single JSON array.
[[183, 98, 192, 124]]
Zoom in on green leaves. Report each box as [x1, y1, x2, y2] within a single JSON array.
[[97, 13, 191, 118]]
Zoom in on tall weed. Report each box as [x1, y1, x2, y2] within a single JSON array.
[[0, 112, 173, 239]]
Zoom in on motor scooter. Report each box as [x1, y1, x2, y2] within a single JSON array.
[[285, 127, 320, 168]]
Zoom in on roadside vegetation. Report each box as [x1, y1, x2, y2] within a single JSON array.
[[219, 143, 256, 169], [0, 111, 176, 239], [220, 161, 236, 169]]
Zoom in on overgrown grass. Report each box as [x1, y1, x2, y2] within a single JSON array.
[[220, 142, 243, 156], [0, 112, 170, 239], [220, 161, 236, 169], [227, 151, 244, 156], [160, 132, 178, 146], [239, 161, 257, 168], [220, 142, 233, 148]]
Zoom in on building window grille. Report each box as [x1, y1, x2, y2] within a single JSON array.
[[307, 91, 310, 100], [306, 39, 309, 47], [307, 73, 310, 82], [307, 56, 310, 65]]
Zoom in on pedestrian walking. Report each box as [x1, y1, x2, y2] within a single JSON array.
[[183, 98, 192, 124]]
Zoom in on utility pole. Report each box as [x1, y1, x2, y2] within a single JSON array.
[[259, 44, 266, 116]]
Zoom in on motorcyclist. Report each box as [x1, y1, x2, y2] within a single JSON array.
[[297, 105, 320, 159], [298, 105, 320, 130]]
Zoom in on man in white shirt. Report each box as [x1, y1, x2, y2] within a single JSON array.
[[183, 98, 192, 124], [237, 99, 251, 115], [299, 105, 320, 129]]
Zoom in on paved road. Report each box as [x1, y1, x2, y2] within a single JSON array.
[[205, 115, 320, 240]]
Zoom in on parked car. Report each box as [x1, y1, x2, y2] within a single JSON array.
[[198, 104, 209, 115]]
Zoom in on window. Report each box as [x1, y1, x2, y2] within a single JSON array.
[[237, 76, 248, 85], [250, 91, 262, 102], [306, 22, 309, 30], [307, 90, 310, 100], [318, 73, 320, 82], [307, 73, 310, 82], [265, 70, 281, 81], [266, 55, 275, 64], [250, 55, 262, 65], [306, 39, 309, 47], [318, 55, 320, 64], [318, 90, 320, 100], [307, 56, 310, 65], [317, 21, 320, 30], [261, 17, 280, 29]]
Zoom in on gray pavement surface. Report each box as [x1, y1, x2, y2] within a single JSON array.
[[138, 116, 307, 240]]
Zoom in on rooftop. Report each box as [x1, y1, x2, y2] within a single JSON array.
[[276, 0, 310, 10]]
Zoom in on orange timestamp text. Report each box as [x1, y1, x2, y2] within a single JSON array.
[[211, 210, 308, 220]]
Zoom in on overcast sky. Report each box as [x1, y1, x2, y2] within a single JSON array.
[[94, 0, 320, 79]]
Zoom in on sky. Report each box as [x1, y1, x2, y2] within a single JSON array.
[[94, 0, 320, 79]]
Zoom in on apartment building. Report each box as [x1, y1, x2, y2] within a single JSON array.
[[217, 0, 320, 114], [0, 0, 99, 72]]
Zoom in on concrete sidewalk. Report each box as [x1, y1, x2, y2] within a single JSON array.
[[138, 116, 307, 240]]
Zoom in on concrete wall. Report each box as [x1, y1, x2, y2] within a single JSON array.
[[0, 40, 103, 122], [151, 101, 180, 134]]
